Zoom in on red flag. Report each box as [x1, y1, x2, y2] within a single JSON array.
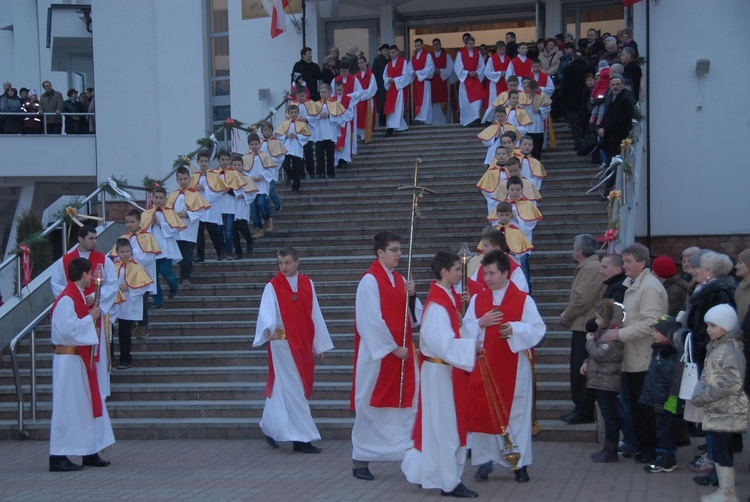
[[622, 0, 642, 5], [271, 0, 289, 38]]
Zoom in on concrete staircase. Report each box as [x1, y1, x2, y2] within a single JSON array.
[[1, 124, 607, 442]]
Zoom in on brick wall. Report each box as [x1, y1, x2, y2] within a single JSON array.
[[636, 235, 750, 262]]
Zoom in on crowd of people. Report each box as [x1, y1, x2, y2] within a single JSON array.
[[0, 80, 95, 134], [560, 239, 750, 502], [39, 24, 749, 502]]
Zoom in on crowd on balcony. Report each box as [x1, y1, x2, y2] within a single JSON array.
[[0, 81, 94, 135]]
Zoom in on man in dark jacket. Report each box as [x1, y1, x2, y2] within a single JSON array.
[[597, 75, 633, 163], [561, 52, 591, 149], [371, 44, 390, 127], [40, 81, 64, 134], [291, 47, 322, 101]]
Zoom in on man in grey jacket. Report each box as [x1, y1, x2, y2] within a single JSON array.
[[40, 81, 64, 134]]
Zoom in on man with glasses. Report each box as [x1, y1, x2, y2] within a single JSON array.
[[351, 231, 422, 481]]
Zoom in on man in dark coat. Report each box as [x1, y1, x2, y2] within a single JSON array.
[[371, 44, 390, 127], [561, 52, 591, 148], [597, 75, 633, 163]]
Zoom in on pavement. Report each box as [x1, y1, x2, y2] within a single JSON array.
[[1, 438, 748, 501]]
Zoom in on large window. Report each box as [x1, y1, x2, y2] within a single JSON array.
[[565, 3, 624, 41], [208, 0, 230, 140]]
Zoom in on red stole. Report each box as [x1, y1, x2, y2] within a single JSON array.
[[333, 74, 355, 97], [411, 51, 429, 116], [413, 283, 470, 450], [351, 260, 416, 410], [467, 261, 520, 296], [458, 48, 484, 104], [384, 57, 408, 115], [52, 282, 103, 418], [466, 282, 526, 433], [355, 69, 376, 130], [331, 93, 352, 151], [431, 51, 449, 103], [63, 249, 106, 297], [512, 56, 532, 78], [534, 71, 549, 88], [490, 53, 511, 94], [266, 272, 316, 399]]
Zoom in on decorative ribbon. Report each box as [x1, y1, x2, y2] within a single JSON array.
[[64, 206, 105, 228], [106, 177, 134, 200], [19, 244, 32, 287], [596, 228, 618, 250]]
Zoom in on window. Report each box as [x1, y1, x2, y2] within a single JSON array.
[[208, 0, 230, 139]]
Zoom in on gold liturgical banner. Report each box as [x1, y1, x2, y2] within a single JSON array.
[[241, 0, 302, 20]]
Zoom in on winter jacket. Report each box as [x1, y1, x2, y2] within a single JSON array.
[[639, 342, 679, 412], [562, 254, 604, 332], [685, 276, 736, 368], [692, 329, 748, 432], [40, 89, 64, 124], [585, 273, 628, 333], [540, 47, 562, 76], [0, 95, 22, 133], [619, 269, 668, 372], [662, 276, 689, 317], [584, 328, 624, 392]]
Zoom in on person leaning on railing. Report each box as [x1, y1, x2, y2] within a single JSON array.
[[0, 87, 23, 134], [21, 89, 43, 134]]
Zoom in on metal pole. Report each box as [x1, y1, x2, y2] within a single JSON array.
[[301, 0, 306, 48], [62, 220, 68, 254], [101, 190, 107, 225], [30, 329, 37, 422], [15, 256, 22, 297]]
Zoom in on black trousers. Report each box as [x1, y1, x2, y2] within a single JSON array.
[[176, 240, 194, 279], [570, 331, 596, 418], [625, 370, 658, 457], [232, 219, 253, 257], [303, 142, 315, 176], [139, 293, 149, 327], [287, 156, 304, 192], [196, 221, 223, 260], [528, 132, 544, 161], [315, 139, 335, 177], [118, 319, 133, 364]]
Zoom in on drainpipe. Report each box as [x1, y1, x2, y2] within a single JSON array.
[[645, 0, 652, 249]]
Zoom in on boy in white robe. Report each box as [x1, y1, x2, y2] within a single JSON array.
[[383, 45, 412, 136], [49, 257, 115, 472], [408, 38, 435, 125]]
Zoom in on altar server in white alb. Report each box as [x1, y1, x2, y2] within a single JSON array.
[[351, 231, 422, 481], [51, 225, 118, 400], [167, 166, 209, 285], [254, 247, 333, 454], [408, 38, 435, 125], [383, 45, 413, 136], [401, 252, 480, 498], [462, 250, 545, 484], [454, 36, 486, 126], [49, 257, 115, 472]]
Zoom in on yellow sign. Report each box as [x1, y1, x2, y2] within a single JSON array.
[[241, 0, 302, 20]]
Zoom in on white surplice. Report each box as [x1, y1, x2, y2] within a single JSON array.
[[49, 287, 116, 456], [253, 275, 333, 442], [409, 50, 435, 124], [351, 264, 423, 462], [454, 50, 486, 126], [172, 191, 206, 243], [195, 170, 224, 225], [401, 286, 475, 492], [113, 261, 149, 321], [383, 59, 412, 131], [482, 56, 515, 123], [462, 286, 545, 469]]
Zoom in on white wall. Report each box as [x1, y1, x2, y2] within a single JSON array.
[[91, 0, 208, 189], [228, 0, 319, 130], [0, 136, 96, 178], [647, 0, 750, 236]]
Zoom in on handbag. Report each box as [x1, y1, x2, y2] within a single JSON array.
[[683, 399, 705, 424], [679, 332, 699, 400]]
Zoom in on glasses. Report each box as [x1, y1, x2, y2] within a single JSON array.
[[385, 247, 402, 254]]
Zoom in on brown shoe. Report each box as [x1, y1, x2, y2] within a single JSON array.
[[182, 279, 192, 286], [252, 228, 264, 239], [265, 219, 274, 232]]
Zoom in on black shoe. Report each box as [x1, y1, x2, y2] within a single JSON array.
[[265, 435, 279, 449], [633, 452, 656, 464], [217, 252, 226, 261], [514, 466, 530, 483], [352, 467, 374, 480], [292, 441, 321, 454], [474, 460, 493, 481], [559, 411, 577, 422], [693, 470, 718, 486], [385, 128, 394, 137], [49, 455, 83, 472], [441, 483, 478, 498], [194, 257, 204, 263], [274, 202, 282, 213], [117, 362, 131, 370], [82, 453, 110, 467], [562, 413, 595, 425], [149, 304, 163, 310]]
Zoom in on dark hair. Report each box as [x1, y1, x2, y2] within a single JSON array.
[[495, 41, 506, 49], [231, 154, 243, 164], [528, 80, 539, 89], [466, 36, 475, 43], [77, 224, 97, 240], [295, 85, 307, 95], [496, 201, 513, 213], [432, 38, 441, 44], [508, 90, 519, 97], [462, 32, 472, 40], [261, 121, 274, 131], [197, 150, 210, 161], [545, 38, 556, 46], [152, 187, 167, 196], [300, 47, 312, 57], [373, 231, 401, 256], [481, 249, 510, 273], [430, 251, 460, 280], [67, 257, 91, 282], [67, 88, 78, 97], [389, 45, 399, 51], [116, 237, 132, 252], [339, 60, 350, 71], [216, 148, 231, 160], [506, 175, 523, 189], [176, 166, 190, 177], [247, 132, 261, 144], [564, 42, 576, 50], [288, 103, 299, 112], [414, 38, 424, 45], [277, 247, 299, 261], [602, 253, 624, 269], [506, 32, 516, 39], [484, 230, 507, 250], [501, 131, 517, 142], [125, 209, 141, 220], [504, 157, 521, 168], [494, 106, 507, 115], [520, 135, 534, 144], [507, 75, 518, 84]]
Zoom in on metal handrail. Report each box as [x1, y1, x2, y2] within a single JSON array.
[[8, 303, 53, 438], [0, 111, 95, 135]]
